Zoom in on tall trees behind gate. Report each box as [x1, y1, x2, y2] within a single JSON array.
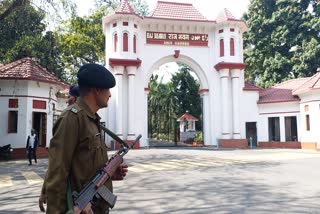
[[243, 0, 320, 88], [148, 64, 202, 142], [0, 0, 149, 83]]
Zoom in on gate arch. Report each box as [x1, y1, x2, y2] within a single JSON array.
[[144, 54, 211, 146], [102, 0, 248, 148], [144, 54, 209, 90]]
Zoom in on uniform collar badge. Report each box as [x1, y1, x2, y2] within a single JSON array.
[[71, 107, 78, 113]]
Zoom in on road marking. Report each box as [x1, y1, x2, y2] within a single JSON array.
[[170, 159, 209, 166], [0, 175, 13, 188], [21, 171, 43, 185], [137, 163, 167, 170], [195, 160, 226, 166], [149, 162, 181, 169], [126, 157, 261, 173], [164, 160, 191, 167], [129, 167, 147, 173]]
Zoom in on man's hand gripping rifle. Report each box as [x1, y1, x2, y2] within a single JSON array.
[[72, 134, 142, 214]]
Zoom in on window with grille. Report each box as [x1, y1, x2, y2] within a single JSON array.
[[268, 117, 280, 141], [8, 111, 18, 133]]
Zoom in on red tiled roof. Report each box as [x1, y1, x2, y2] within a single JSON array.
[[243, 82, 261, 91], [115, 0, 138, 15], [258, 78, 308, 104], [216, 8, 239, 22], [273, 78, 309, 90], [292, 72, 320, 95], [258, 88, 300, 104], [177, 112, 199, 122], [149, 1, 208, 21], [0, 57, 65, 86], [258, 73, 320, 103]]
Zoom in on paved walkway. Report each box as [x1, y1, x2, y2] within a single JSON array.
[[0, 157, 260, 188], [0, 148, 319, 213]]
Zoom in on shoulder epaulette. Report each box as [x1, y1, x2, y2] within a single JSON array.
[[68, 103, 82, 114], [70, 107, 78, 114]]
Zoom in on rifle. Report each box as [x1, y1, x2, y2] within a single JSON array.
[[98, 124, 129, 148], [72, 134, 142, 214]]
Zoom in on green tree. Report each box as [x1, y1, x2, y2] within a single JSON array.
[[171, 64, 201, 128], [148, 75, 166, 139], [147, 65, 202, 143], [243, 0, 320, 87], [0, 0, 149, 83], [0, 0, 66, 80], [148, 74, 177, 142], [55, 9, 106, 83], [0, 0, 76, 22], [0, 0, 29, 21], [56, 0, 150, 83], [94, 0, 149, 16]]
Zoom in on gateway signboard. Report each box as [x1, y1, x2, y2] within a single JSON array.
[[146, 31, 208, 47]]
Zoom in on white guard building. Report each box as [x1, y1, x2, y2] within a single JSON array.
[[0, 58, 68, 159]]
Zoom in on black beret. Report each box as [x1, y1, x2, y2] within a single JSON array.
[[69, 85, 80, 97], [77, 64, 116, 89]]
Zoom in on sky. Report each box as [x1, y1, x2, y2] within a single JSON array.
[[77, 0, 251, 82], [77, 0, 250, 19]]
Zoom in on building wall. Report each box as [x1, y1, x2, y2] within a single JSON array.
[[258, 102, 301, 142], [56, 97, 68, 113], [298, 92, 320, 145], [240, 90, 260, 137], [0, 80, 29, 148], [0, 80, 62, 150]]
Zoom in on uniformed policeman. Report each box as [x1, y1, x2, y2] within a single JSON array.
[[67, 85, 80, 105], [45, 64, 128, 214], [38, 85, 80, 212]]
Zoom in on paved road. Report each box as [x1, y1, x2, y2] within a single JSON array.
[[0, 148, 320, 214]]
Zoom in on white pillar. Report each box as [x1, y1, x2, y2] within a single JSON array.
[[144, 88, 150, 147], [128, 33, 133, 53], [118, 33, 122, 53], [220, 69, 231, 139], [114, 66, 124, 139], [231, 69, 241, 139], [127, 66, 136, 140], [225, 34, 231, 57], [280, 116, 285, 142], [200, 90, 212, 145]]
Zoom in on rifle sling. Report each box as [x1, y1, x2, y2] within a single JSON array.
[[99, 124, 128, 148], [65, 178, 74, 214]]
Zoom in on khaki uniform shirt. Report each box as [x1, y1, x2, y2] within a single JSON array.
[[46, 98, 112, 214]]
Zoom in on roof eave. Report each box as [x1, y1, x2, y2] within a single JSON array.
[[0, 77, 65, 87], [257, 99, 300, 104], [103, 13, 143, 25], [215, 19, 248, 32], [243, 88, 262, 92], [292, 87, 320, 95], [143, 16, 215, 24]]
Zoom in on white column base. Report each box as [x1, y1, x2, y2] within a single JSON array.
[[127, 134, 136, 140], [116, 134, 124, 140], [233, 133, 241, 139], [221, 133, 231, 139]]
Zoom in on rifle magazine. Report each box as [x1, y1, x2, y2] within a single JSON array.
[[97, 185, 117, 208]]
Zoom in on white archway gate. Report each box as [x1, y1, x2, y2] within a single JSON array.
[[102, 0, 248, 148], [145, 55, 211, 146]]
